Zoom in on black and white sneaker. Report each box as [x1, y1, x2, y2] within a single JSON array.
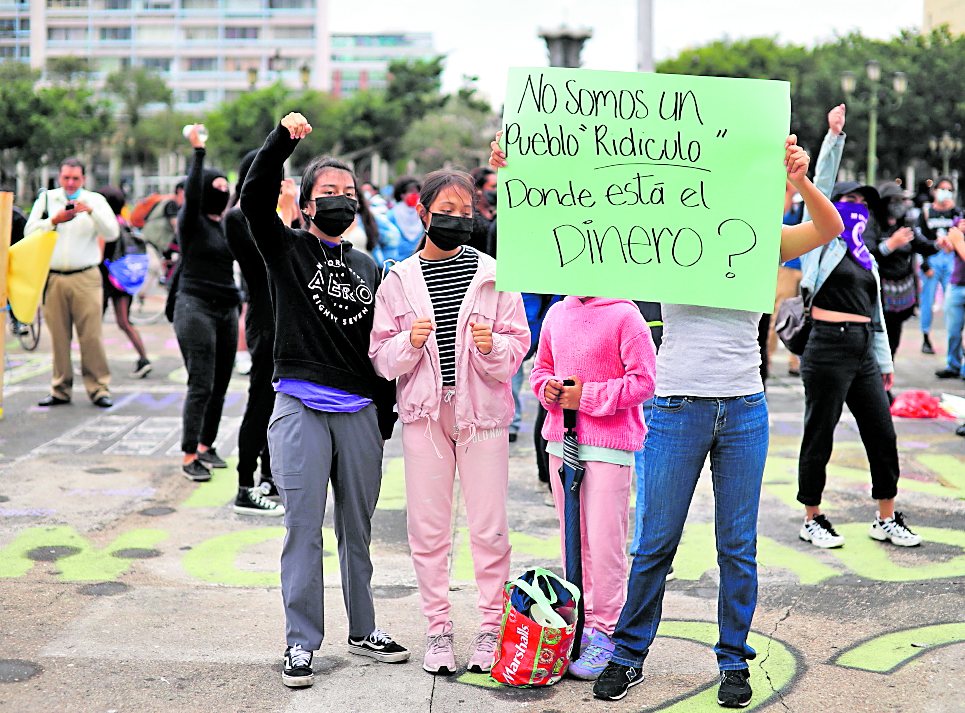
[[130, 357, 152, 379], [197, 447, 228, 469], [182, 459, 211, 482], [258, 477, 280, 498], [717, 668, 752, 708], [233, 486, 284, 516], [347, 628, 410, 662], [799, 514, 845, 548], [869, 511, 922, 547], [283, 644, 314, 688], [593, 661, 644, 700]]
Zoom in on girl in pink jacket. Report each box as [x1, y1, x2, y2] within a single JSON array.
[[530, 297, 656, 679], [369, 169, 530, 677]]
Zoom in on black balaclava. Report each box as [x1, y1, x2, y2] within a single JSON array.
[[202, 167, 230, 216]]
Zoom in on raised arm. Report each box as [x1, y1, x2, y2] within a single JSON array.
[[779, 134, 844, 262]]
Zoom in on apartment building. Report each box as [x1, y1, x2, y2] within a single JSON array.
[[0, 0, 434, 109], [924, 0, 965, 35]]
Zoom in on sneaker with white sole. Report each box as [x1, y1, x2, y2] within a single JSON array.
[[593, 661, 644, 701], [717, 668, 752, 708], [282, 644, 313, 688], [130, 357, 152, 379], [569, 630, 615, 680], [799, 514, 845, 548], [197, 447, 228, 469], [580, 626, 598, 652], [423, 623, 456, 674], [466, 630, 498, 673], [869, 511, 922, 547], [347, 628, 410, 662], [233, 486, 284, 516]]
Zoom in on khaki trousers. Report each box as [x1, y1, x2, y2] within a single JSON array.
[[769, 266, 803, 372], [42, 267, 111, 401]]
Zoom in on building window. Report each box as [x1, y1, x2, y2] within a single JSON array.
[[0, 19, 15, 37], [268, 0, 312, 8], [273, 25, 313, 39], [224, 56, 259, 71], [100, 26, 132, 40], [19, 18, 29, 31], [142, 57, 171, 71], [181, 0, 218, 8], [47, 0, 88, 7], [143, 0, 172, 8], [187, 57, 216, 71], [0, 46, 15, 58], [104, 0, 131, 8], [225, 26, 258, 39], [48, 26, 88, 40], [186, 89, 206, 103], [20, 45, 29, 57], [184, 26, 218, 40]]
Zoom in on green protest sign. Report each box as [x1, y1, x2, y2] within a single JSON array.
[[495, 67, 791, 312]]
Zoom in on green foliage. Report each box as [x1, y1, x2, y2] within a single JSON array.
[[657, 28, 965, 181], [398, 97, 493, 173], [46, 56, 94, 85], [104, 66, 173, 127]]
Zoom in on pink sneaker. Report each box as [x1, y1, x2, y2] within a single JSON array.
[[423, 623, 455, 675], [467, 630, 498, 673]]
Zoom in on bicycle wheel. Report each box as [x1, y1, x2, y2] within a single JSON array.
[[18, 306, 41, 351], [129, 244, 170, 325]]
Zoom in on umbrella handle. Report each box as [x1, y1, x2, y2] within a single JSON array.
[[562, 379, 576, 429]]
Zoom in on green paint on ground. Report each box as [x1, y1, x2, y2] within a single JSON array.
[[455, 671, 503, 689], [452, 528, 560, 581], [0, 526, 168, 581], [377, 457, 406, 510], [182, 526, 285, 586], [834, 622, 965, 673], [831, 525, 965, 582], [917, 454, 965, 494], [182, 456, 240, 507], [655, 620, 797, 712], [757, 537, 841, 584]]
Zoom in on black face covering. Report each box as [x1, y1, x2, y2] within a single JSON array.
[[483, 189, 497, 208], [426, 213, 473, 251], [310, 195, 358, 237], [203, 184, 230, 215]]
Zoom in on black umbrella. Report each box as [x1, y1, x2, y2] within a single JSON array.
[[558, 380, 586, 660]]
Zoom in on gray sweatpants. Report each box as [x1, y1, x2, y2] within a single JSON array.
[[268, 392, 384, 650]]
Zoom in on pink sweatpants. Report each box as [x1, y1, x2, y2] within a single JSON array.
[[402, 392, 511, 636], [547, 455, 631, 637]]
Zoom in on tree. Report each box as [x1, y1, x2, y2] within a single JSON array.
[[46, 56, 94, 85]]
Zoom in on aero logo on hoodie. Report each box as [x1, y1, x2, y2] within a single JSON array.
[[307, 258, 374, 326]]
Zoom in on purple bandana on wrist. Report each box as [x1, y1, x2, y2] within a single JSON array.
[[834, 202, 874, 271]]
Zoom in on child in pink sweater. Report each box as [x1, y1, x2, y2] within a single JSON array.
[[530, 296, 656, 679]]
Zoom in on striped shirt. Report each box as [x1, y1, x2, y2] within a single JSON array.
[[419, 247, 479, 385]]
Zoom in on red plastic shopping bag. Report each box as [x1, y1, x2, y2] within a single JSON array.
[[890, 390, 954, 419], [490, 568, 580, 687]]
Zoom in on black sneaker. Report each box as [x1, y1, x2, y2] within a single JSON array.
[[283, 644, 314, 688], [347, 628, 410, 662], [922, 335, 935, 354], [130, 357, 152, 379], [182, 459, 211, 482], [233, 486, 284, 516], [717, 669, 752, 708], [593, 661, 644, 701], [197, 448, 228, 468], [935, 368, 960, 379], [956, 423, 965, 437], [258, 477, 280, 498]]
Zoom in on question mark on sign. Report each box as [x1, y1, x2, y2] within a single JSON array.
[[719, 218, 758, 279]]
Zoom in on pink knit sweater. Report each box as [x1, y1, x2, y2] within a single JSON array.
[[530, 297, 657, 451]]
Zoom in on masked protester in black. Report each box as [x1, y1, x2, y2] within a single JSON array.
[[174, 127, 242, 482]]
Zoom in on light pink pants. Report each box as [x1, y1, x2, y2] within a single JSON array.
[[402, 393, 511, 636], [548, 455, 631, 637]]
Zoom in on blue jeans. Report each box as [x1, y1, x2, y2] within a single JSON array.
[[920, 251, 955, 334], [611, 392, 769, 672], [945, 285, 965, 374], [631, 398, 655, 553]]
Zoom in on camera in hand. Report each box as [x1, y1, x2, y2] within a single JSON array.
[[65, 203, 74, 210]]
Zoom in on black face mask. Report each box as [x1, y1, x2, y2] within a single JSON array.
[[483, 189, 497, 208], [426, 213, 473, 251], [202, 184, 230, 215], [310, 195, 358, 237]]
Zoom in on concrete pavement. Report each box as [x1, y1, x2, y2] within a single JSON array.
[[0, 309, 963, 712]]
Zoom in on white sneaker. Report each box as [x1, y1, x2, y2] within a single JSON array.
[[799, 514, 845, 548], [423, 623, 456, 675], [869, 511, 922, 547]]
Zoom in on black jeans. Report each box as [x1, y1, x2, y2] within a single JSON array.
[[173, 293, 239, 454], [237, 324, 275, 487], [798, 321, 899, 506]]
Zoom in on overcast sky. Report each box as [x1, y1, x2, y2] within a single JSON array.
[[329, 0, 924, 105]]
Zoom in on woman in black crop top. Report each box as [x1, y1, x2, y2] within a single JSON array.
[[797, 180, 921, 550], [172, 125, 241, 482]]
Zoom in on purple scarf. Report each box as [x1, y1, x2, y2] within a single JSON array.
[[834, 202, 874, 271]]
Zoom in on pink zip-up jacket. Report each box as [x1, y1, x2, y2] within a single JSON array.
[[530, 297, 657, 451], [369, 249, 530, 431]]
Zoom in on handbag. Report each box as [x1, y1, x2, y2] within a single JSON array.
[[105, 225, 150, 295], [775, 244, 830, 356], [490, 568, 580, 687]]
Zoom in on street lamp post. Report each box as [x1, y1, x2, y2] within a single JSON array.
[[841, 61, 906, 186], [538, 25, 593, 69], [929, 132, 963, 177], [247, 66, 258, 89]]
